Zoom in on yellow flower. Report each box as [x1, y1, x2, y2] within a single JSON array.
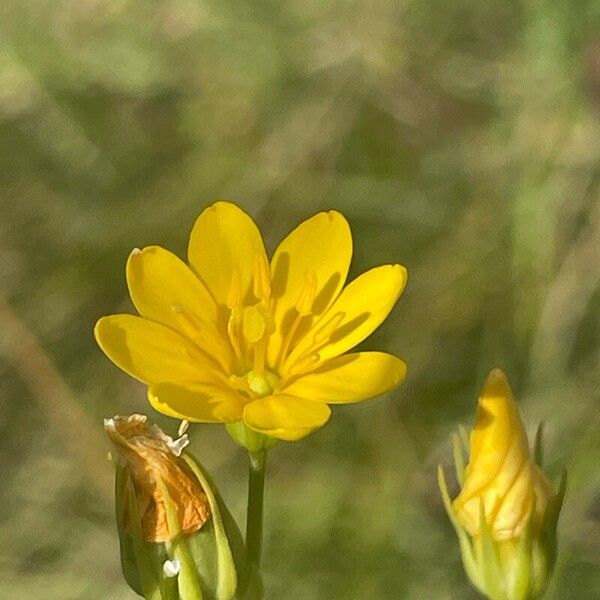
[[452, 369, 553, 540], [95, 202, 407, 441]]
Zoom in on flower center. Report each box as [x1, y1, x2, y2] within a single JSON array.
[[246, 369, 279, 397], [224, 253, 321, 383], [225, 255, 275, 381]]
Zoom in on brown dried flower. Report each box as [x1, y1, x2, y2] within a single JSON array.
[[105, 414, 210, 542]]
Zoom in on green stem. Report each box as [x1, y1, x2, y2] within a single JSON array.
[[246, 450, 267, 569]]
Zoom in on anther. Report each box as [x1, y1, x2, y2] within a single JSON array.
[[253, 253, 271, 304], [227, 269, 242, 309], [242, 305, 267, 344], [291, 352, 320, 374], [227, 309, 245, 366], [313, 312, 345, 343], [166, 433, 189, 457], [163, 559, 181, 577], [178, 419, 189, 436], [295, 271, 317, 316]]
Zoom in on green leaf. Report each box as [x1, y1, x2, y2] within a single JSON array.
[[477, 500, 504, 600], [437, 466, 484, 593], [115, 464, 181, 600], [452, 433, 466, 486], [459, 425, 470, 455], [115, 464, 144, 597], [182, 454, 240, 600], [512, 496, 536, 600]]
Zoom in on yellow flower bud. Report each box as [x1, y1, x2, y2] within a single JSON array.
[[452, 369, 553, 541], [438, 369, 566, 600]]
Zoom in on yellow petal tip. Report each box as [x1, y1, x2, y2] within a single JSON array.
[[388, 264, 408, 292], [93, 315, 110, 345], [208, 199, 240, 212], [323, 209, 349, 224], [481, 368, 512, 401]]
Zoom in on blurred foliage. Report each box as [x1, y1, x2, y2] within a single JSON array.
[[1, 0, 600, 598]]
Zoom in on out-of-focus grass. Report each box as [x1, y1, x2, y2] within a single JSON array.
[[1, 1, 600, 598]]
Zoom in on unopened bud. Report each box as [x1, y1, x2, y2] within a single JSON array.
[[438, 370, 566, 600], [106, 414, 261, 600]]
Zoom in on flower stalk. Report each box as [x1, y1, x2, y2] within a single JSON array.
[[246, 450, 267, 569]]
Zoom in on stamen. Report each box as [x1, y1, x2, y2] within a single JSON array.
[[285, 312, 345, 373], [295, 271, 317, 316], [178, 419, 189, 436], [227, 269, 242, 309], [277, 312, 303, 369], [276, 272, 318, 368], [313, 312, 345, 344], [163, 559, 181, 577], [241, 305, 271, 377], [228, 374, 253, 394], [171, 304, 211, 340], [253, 253, 271, 305], [170, 304, 211, 346], [253, 336, 267, 377], [170, 304, 231, 372], [166, 433, 190, 457], [242, 306, 267, 343], [227, 308, 245, 366]]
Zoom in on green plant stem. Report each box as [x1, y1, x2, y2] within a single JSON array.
[[246, 450, 267, 569]]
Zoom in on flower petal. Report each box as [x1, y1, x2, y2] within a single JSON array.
[[148, 382, 245, 423], [243, 394, 331, 441], [94, 315, 218, 384], [268, 211, 352, 367], [127, 246, 233, 370], [285, 264, 407, 372], [281, 352, 406, 403], [187, 201, 268, 307]]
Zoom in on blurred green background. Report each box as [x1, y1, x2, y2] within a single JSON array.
[[1, 1, 600, 598]]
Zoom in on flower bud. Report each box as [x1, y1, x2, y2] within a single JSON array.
[[106, 414, 260, 600], [438, 370, 566, 600]]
